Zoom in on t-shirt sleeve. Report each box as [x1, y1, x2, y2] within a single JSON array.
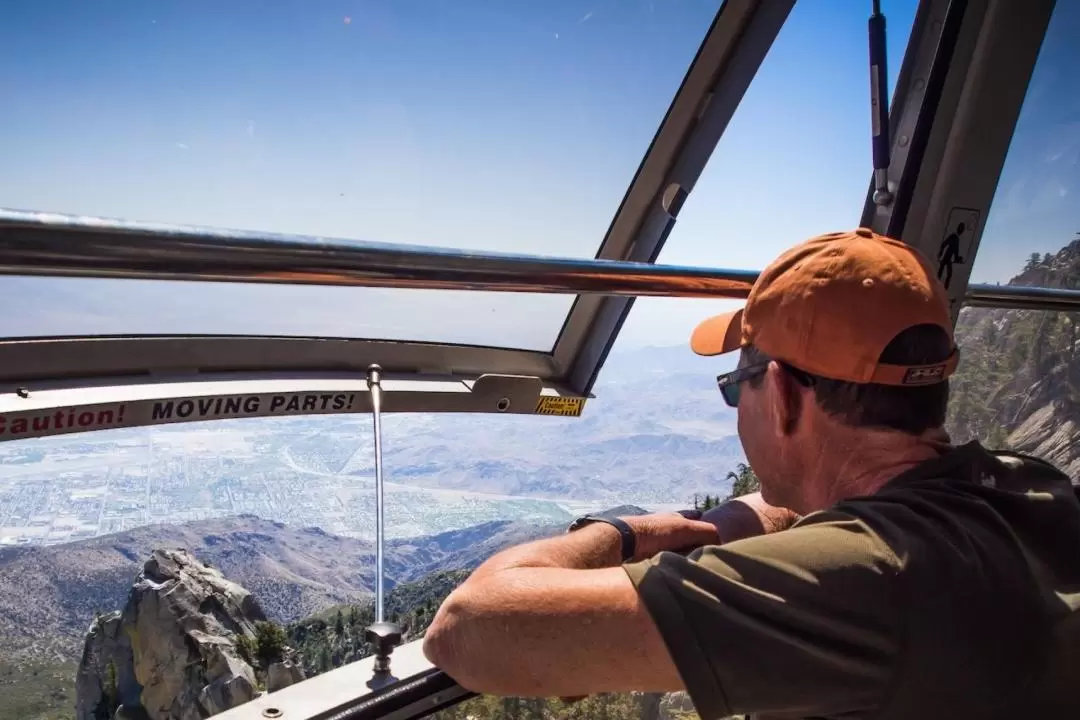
[[622, 512, 903, 719]]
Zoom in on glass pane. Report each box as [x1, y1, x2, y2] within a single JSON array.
[[0, 1, 716, 257], [951, 0, 1080, 472], [950, 1, 1080, 460], [1, 277, 574, 351], [968, 1, 1080, 286], [952, 5, 1080, 469], [0, 0, 719, 348], [948, 306, 1080, 476], [621, 0, 918, 348]]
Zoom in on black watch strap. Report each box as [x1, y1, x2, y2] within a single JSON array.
[[567, 515, 636, 562]]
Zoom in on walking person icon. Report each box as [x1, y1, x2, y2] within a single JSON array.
[[938, 222, 966, 288]]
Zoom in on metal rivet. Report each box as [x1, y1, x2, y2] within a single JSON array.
[[913, 77, 925, 92], [496, 398, 511, 412], [262, 709, 283, 719], [898, 135, 910, 148]]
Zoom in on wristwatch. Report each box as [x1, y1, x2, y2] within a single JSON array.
[[566, 515, 636, 562]]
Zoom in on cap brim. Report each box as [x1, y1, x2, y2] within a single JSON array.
[[690, 308, 744, 356]]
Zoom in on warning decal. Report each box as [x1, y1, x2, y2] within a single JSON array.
[[936, 206, 980, 291], [149, 392, 356, 422], [535, 396, 586, 417], [0, 391, 364, 443], [0, 383, 588, 443], [0, 404, 128, 438]]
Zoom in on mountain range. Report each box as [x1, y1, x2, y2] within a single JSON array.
[[0, 509, 640, 664]]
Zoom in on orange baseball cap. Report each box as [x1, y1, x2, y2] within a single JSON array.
[[690, 228, 959, 386]]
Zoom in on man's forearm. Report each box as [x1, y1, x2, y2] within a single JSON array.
[[467, 497, 797, 585], [425, 524, 627, 692], [424, 511, 722, 695]]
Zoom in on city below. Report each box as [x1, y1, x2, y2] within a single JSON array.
[[0, 345, 744, 547]]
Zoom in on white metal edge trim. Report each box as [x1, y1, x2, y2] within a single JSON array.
[[215, 641, 438, 720]]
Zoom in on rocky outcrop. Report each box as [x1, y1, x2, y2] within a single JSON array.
[[1008, 404, 1080, 478], [75, 610, 140, 720], [130, 549, 262, 719], [266, 659, 305, 693], [75, 548, 298, 720]]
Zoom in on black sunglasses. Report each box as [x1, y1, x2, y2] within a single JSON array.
[[716, 360, 815, 408]]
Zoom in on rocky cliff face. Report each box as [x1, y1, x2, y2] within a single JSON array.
[[75, 548, 304, 720], [947, 237, 1080, 477], [76, 609, 138, 720]]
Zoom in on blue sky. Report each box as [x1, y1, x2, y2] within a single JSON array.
[[964, 1, 1080, 286], [0, 0, 1075, 351]]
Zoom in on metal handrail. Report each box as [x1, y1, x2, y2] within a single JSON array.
[[0, 209, 756, 298], [962, 284, 1080, 313], [0, 208, 1076, 312]]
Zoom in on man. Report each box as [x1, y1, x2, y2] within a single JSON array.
[[423, 228, 1080, 718]]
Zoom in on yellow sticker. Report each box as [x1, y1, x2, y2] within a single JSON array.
[[535, 396, 586, 417]]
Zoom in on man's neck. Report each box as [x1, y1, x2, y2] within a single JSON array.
[[803, 426, 952, 511]]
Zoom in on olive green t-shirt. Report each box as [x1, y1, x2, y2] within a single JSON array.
[[623, 442, 1080, 719]]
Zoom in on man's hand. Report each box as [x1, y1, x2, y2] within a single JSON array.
[[623, 512, 722, 561], [701, 492, 800, 544]]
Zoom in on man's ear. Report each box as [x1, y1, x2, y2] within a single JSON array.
[[766, 361, 804, 437]]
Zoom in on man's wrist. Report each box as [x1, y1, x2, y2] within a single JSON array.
[[566, 512, 724, 566], [623, 516, 654, 561], [568, 515, 637, 563], [564, 520, 627, 568]]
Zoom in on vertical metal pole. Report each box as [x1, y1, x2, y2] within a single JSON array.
[[869, 0, 893, 206], [367, 364, 386, 624], [363, 364, 401, 686]]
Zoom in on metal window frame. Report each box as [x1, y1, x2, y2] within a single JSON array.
[[0, 273, 1073, 443], [0, 233, 759, 391], [552, 0, 795, 395], [862, 0, 1059, 322], [0, 250, 760, 443]]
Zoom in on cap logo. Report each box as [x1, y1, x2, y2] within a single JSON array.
[[902, 364, 947, 385]]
